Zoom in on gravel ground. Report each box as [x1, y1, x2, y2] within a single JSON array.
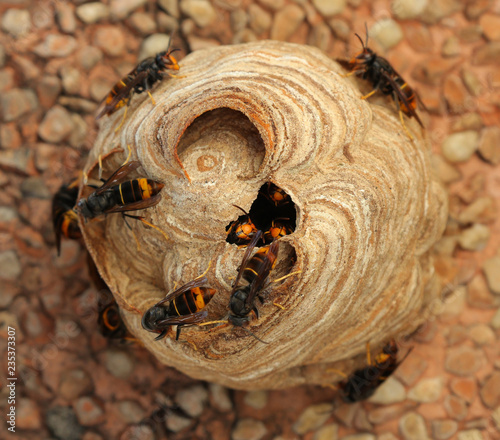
[[0, 0, 499, 439]]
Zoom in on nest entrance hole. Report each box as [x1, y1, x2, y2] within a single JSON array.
[[226, 182, 297, 247]]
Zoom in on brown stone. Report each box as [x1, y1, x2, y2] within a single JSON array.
[[483, 256, 500, 294], [36, 76, 62, 109], [37, 105, 74, 143], [459, 25, 483, 44], [478, 126, 500, 165], [458, 197, 496, 225], [443, 75, 470, 114], [472, 42, 500, 65], [444, 346, 484, 376], [368, 402, 417, 425], [480, 13, 500, 42], [465, 0, 490, 20], [480, 371, 500, 408], [0, 123, 22, 149], [271, 4, 305, 41], [444, 395, 468, 421], [420, 0, 461, 24], [451, 378, 477, 404], [93, 26, 126, 57], [432, 420, 458, 440], [412, 57, 457, 86], [405, 23, 433, 53]]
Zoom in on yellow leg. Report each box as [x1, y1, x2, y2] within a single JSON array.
[[196, 320, 228, 327], [168, 73, 186, 79], [366, 342, 372, 366], [399, 109, 414, 141], [326, 368, 348, 379], [130, 226, 141, 252], [114, 106, 129, 133], [340, 71, 358, 78], [323, 383, 339, 391], [361, 89, 377, 100], [271, 270, 302, 284], [121, 144, 132, 166], [82, 171, 89, 185], [273, 300, 286, 310], [147, 91, 156, 106], [195, 261, 212, 280], [98, 154, 103, 181], [138, 217, 169, 242]]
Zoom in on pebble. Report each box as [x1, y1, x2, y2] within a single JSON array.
[[46, 406, 85, 440], [443, 74, 469, 114], [77, 46, 103, 71], [441, 130, 479, 162], [60, 66, 81, 95], [209, 383, 233, 411], [370, 19, 403, 50], [411, 57, 457, 86], [1, 88, 39, 122], [74, 396, 105, 426], [165, 411, 192, 432], [59, 368, 94, 401], [342, 435, 375, 440], [139, 33, 171, 61], [442, 36, 461, 57], [0, 123, 21, 149], [248, 4, 272, 35], [59, 96, 98, 114], [431, 155, 461, 184], [1, 9, 31, 38], [405, 23, 433, 53], [180, 0, 217, 28], [117, 400, 145, 423], [21, 177, 51, 199], [408, 377, 443, 403], [475, 126, 500, 165], [0, 148, 31, 174], [232, 418, 267, 440], [457, 430, 484, 440], [445, 346, 484, 376], [482, 256, 500, 294], [368, 377, 406, 404], [0, 250, 22, 280], [462, 69, 482, 97], [93, 26, 126, 57], [419, 0, 461, 24], [444, 395, 468, 421], [458, 197, 495, 225], [392, 0, 428, 19], [458, 224, 490, 251], [17, 398, 42, 430], [313, 423, 338, 440], [377, 434, 398, 440], [395, 354, 427, 386], [493, 406, 500, 430], [37, 75, 62, 109], [258, 0, 285, 11], [244, 390, 268, 409], [459, 25, 483, 44], [120, 424, 155, 440], [399, 412, 430, 440], [56, 2, 77, 33], [175, 384, 208, 417], [159, 0, 180, 18], [491, 308, 500, 329], [312, 0, 346, 17], [271, 4, 305, 41], [104, 348, 135, 379], [452, 113, 483, 132], [0, 206, 18, 222], [230, 9, 248, 33], [128, 12, 157, 35], [465, 0, 490, 19], [480, 13, 500, 41], [328, 18, 350, 41], [469, 323, 495, 346], [431, 420, 458, 440], [83, 434, 104, 440], [156, 12, 179, 33], [38, 105, 74, 143], [450, 377, 477, 403], [292, 403, 333, 435], [110, 0, 147, 20], [480, 371, 500, 408], [34, 34, 78, 58], [472, 42, 500, 65], [69, 113, 88, 148], [76, 3, 110, 24]]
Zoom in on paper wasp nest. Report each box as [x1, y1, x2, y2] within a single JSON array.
[[83, 41, 448, 390]]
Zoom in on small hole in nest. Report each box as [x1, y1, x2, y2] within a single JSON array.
[[226, 182, 297, 246]]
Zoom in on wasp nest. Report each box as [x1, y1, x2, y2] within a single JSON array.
[[83, 41, 448, 390]]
